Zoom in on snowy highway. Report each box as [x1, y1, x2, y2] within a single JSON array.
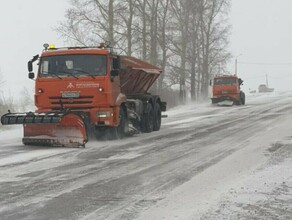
[[0, 92, 291, 220]]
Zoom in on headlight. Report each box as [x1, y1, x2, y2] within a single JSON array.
[[97, 111, 111, 118]]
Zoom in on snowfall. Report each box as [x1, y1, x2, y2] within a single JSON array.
[[0, 91, 291, 220]]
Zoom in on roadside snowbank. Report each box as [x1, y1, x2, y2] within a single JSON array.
[[137, 105, 292, 220]]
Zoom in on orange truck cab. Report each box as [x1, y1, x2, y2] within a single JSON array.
[[1, 43, 166, 147], [210, 75, 245, 105]]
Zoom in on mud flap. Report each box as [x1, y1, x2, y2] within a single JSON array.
[[23, 113, 88, 147]]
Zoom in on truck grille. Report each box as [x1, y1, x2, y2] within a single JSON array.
[[49, 96, 94, 109]]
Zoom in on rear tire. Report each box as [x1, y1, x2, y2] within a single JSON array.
[[141, 103, 154, 133]]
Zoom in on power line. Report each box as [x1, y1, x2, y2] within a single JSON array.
[[243, 74, 292, 80], [238, 62, 292, 66]]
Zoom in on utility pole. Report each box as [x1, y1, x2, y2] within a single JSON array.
[[266, 74, 269, 87], [235, 54, 242, 75]]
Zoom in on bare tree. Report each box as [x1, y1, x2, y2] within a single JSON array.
[[56, 0, 232, 105], [157, 0, 170, 94], [0, 90, 16, 115], [0, 69, 8, 115], [115, 0, 136, 55], [56, 0, 120, 46], [18, 87, 34, 112], [199, 0, 231, 98]]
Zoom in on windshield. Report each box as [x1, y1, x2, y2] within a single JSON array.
[[39, 54, 106, 77], [214, 78, 237, 85]]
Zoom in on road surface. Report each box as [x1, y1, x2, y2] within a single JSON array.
[[0, 92, 291, 220]]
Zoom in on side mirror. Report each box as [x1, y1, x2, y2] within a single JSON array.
[[28, 54, 39, 71], [28, 61, 33, 72], [112, 57, 120, 69], [110, 69, 119, 77], [238, 78, 243, 85], [209, 80, 212, 86], [28, 72, 35, 79]]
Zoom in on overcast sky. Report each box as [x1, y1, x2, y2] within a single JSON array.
[[230, 0, 292, 92], [1, 0, 292, 97], [0, 0, 69, 97]]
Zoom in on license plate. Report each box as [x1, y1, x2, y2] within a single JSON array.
[[222, 91, 228, 94], [62, 92, 80, 98]]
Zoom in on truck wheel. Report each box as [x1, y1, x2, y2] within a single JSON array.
[[153, 102, 161, 131], [108, 107, 128, 139], [240, 92, 245, 105], [116, 107, 128, 139], [141, 103, 154, 133]]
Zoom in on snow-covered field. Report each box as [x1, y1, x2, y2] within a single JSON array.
[[0, 91, 291, 220]]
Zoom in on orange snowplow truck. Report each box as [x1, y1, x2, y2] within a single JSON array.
[[210, 75, 245, 105], [1, 43, 166, 147]]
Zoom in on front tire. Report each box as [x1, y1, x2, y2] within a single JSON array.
[[153, 102, 161, 131], [240, 92, 245, 105], [109, 107, 128, 139]]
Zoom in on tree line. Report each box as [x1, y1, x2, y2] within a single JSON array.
[[0, 71, 34, 118], [57, 0, 231, 106]]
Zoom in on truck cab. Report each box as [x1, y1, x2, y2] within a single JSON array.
[[210, 75, 245, 105], [28, 45, 124, 129]]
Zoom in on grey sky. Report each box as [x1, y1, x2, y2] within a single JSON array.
[[230, 0, 292, 92], [0, 0, 292, 97], [0, 0, 69, 96]]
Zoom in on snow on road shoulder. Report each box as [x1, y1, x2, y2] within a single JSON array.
[[0, 126, 22, 143], [137, 109, 292, 220], [202, 150, 292, 220], [246, 90, 292, 105]]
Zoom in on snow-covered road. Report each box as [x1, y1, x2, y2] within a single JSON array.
[[0, 92, 291, 220]]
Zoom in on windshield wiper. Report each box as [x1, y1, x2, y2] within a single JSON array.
[[73, 69, 95, 78], [42, 71, 62, 79], [62, 70, 79, 79]]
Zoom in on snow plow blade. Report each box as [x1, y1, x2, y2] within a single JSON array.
[[217, 100, 234, 106], [1, 112, 65, 125], [1, 112, 87, 147]]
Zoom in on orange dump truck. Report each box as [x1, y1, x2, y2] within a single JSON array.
[[210, 75, 245, 105], [1, 43, 166, 147]]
